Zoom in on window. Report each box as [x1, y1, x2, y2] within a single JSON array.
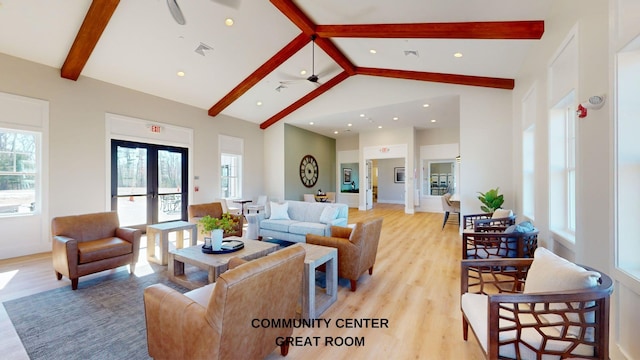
[[219, 135, 243, 199], [616, 37, 640, 280], [522, 125, 535, 219], [0, 129, 39, 216], [549, 91, 576, 240], [220, 153, 241, 198]]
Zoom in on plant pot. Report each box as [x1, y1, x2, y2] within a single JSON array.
[[211, 229, 224, 251]]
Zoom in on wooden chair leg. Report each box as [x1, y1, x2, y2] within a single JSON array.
[[71, 278, 79, 290], [462, 317, 469, 341], [280, 343, 290, 356], [369, 266, 374, 275], [350, 280, 357, 292], [55, 271, 62, 280]]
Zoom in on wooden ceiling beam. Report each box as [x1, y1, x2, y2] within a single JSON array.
[[269, 0, 316, 35], [314, 36, 356, 76], [316, 21, 544, 40], [260, 71, 351, 129], [208, 33, 310, 116], [61, 0, 120, 80], [356, 67, 514, 90]]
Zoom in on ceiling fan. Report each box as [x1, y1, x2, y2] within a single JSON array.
[[166, 0, 241, 25], [277, 35, 328, 90]]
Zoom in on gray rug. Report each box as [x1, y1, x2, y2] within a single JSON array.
[[3, 268, 188, 360]]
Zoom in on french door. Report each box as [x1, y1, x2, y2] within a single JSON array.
[[111, 140, 188, 231]]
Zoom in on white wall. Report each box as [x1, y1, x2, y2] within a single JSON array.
[[511, 1, 636, 359], [375, 158, 405, 204], [611, 0, 640, 358], [263, 122, 285, 203], [459, 88, 514, 218], [0, 52, 264, 259]]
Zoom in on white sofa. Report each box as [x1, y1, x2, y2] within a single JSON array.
[[248, 200, 348, 243]]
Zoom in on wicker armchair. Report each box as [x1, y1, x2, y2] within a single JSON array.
[[463, 229, 538, 259], [460, 252, 613, 359], [463, 210, 516, 232]]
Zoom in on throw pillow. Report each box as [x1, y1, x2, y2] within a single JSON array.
[[524, 247, 601, 340], [319, 206, 339, 224], [269, 202, 290, 220], [492, 208, 513, 219], [524, 247, 601, 294], [504, 221, 536, 234]]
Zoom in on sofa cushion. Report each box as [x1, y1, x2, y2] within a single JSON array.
[[260, 219, 297, 233], [77, 237, 133, 264], [289, 222, 328, 236], [319, 206, 339, 224], [269, 202, 290, 220]]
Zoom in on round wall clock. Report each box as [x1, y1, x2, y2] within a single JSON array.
[[299, 154, 319, 188]]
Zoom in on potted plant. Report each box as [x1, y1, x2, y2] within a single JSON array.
[[199, 213, 238, 250], [477, 187, 504, 213]]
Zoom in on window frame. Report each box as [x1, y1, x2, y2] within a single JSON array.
[[548, 93, 577, 243], [0, 127, 41, 217]]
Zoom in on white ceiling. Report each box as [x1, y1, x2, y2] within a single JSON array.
[[0, 0, 553, 138]]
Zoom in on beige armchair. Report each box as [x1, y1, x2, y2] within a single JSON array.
[[143, 245, 306, 359], [306, 217, 383, 291], [51, 211, 141, 290], [188, 202, 243, 241]]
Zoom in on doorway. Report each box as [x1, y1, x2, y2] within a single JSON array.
[[110, 139, 188, 230]]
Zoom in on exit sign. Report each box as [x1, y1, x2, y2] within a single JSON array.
[[150, 125, 162, 133]]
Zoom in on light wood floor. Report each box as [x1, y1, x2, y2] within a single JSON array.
[[0, 204, 485, 360]]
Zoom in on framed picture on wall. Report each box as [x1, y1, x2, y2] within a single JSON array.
[[394, 167, 405, 183], [343, 168, 352, 184]]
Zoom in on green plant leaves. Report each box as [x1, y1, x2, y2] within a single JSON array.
[[477, 187, 505, 213]]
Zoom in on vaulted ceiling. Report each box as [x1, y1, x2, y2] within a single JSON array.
[[0, 0, 553, 138]]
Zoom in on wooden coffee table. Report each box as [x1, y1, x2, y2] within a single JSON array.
[[168, 237, 279, 290]]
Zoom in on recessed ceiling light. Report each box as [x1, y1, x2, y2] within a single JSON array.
[[430, 119, 437, 123], [309, 122, 314, 125], [422, 103, 430, 108], [393, 117, 399, 121], [347, 123, 353, 127], [378, 125, 383, 129], [334, 131, 339, 134], [176, 71, 185, 77], [360, 114, 365, 117], [225, 18, 234, 26], [256, 101, 262, 106], [300, 70, 307, 75], [369, 49, 377, 54], [454, 52, 463, 58]]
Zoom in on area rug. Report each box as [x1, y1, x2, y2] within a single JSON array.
[[3, 269, 188, 360]]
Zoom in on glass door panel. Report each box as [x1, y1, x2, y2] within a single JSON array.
[[114, 145, 148, 227], [111, 140, 187, 230], [157, 149, 183, 222]]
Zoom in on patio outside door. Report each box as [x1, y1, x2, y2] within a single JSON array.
[[111, 140, 188, 231]]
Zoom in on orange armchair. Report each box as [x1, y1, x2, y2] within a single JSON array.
[[143, 245, 306, 359], [188, 202, 243, 241], [306, 217, 383, 291], [51, 211, 141, 290]]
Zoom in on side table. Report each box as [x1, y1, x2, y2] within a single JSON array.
[[147, 220, 198, 265], [297, 243, 338, 319]]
